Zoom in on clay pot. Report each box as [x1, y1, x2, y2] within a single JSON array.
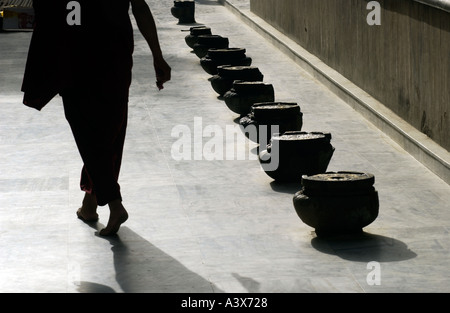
[[171, 0, 196, 24], [200, 48, 252, 75], [193, 35, 230, 59], [185, 26, 212, 48], [223, 81, 275, 116], [239, 102, 303, 145], [210, 65, 264, 97], [293, 172, 379, 237], [259, 131, 335, 182]]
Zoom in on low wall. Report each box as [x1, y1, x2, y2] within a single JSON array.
[[250, 0, 450, 151]]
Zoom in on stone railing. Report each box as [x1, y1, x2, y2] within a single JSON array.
[[249, 0, 450, 153], [414, 0, 450, 12]]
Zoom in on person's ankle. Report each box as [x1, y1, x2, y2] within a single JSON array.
[[83, 192, 97, 207], [108, 199, 124, 211]]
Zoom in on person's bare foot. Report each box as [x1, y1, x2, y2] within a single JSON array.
[[99, 199, 128, 236], [76, 192, 99, 222]]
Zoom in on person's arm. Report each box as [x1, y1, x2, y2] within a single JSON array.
[[131, 0, 171, 89]]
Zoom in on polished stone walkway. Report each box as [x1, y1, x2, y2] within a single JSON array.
[[0, 0, 449, 293]]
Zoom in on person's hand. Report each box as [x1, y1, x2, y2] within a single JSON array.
[[154, 57, 171, 90]]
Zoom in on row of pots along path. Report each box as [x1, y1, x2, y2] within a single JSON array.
[[171, 1, 379, 238]]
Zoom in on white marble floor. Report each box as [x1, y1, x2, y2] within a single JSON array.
[[0, 0, 449, 293]]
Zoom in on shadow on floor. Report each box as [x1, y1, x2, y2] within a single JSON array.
[[269, 180, 303, 195], [76, 281, 117, 293], [231, 273, 261, 293], [232, 116, 241, 124], [196, 0, 223, 5], [76, 225, 224, 293], [311, 231, 417, 263], [177, 21, 206, 27]]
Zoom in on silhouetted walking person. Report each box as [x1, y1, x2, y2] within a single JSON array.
[[21, 0, 171, 235]]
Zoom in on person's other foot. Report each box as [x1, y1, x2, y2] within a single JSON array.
[[76, 192, 99, 222], [76, 207, 99, 222], [99, 200, 128, 236]]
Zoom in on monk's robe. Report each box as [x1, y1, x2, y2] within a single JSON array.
[[22, 0, 134, 206]]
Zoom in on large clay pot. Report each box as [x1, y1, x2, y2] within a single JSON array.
[[193, 35, 229, 59], [223, 81, 275, 116], [210, 65, 264, 97], [171, 0, 196, 24], [200, 48, 252, 75], [259, 131, 335, 182], [185, 26, 212, 48], [239, 102, 303, 145], [293, 172, 379, 237]]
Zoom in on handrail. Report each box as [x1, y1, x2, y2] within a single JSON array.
[[412, 0, 450, 13]]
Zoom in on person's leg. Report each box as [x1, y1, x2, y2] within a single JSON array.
[[62, 90, 129, 234], [98, 101, 129, 235]]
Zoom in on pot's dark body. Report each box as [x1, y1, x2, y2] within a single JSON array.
[[293, 172, 379, 237], [171, 0, 196, 24], [239, 102, 303, 145], [259, 131, 335, 182]]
